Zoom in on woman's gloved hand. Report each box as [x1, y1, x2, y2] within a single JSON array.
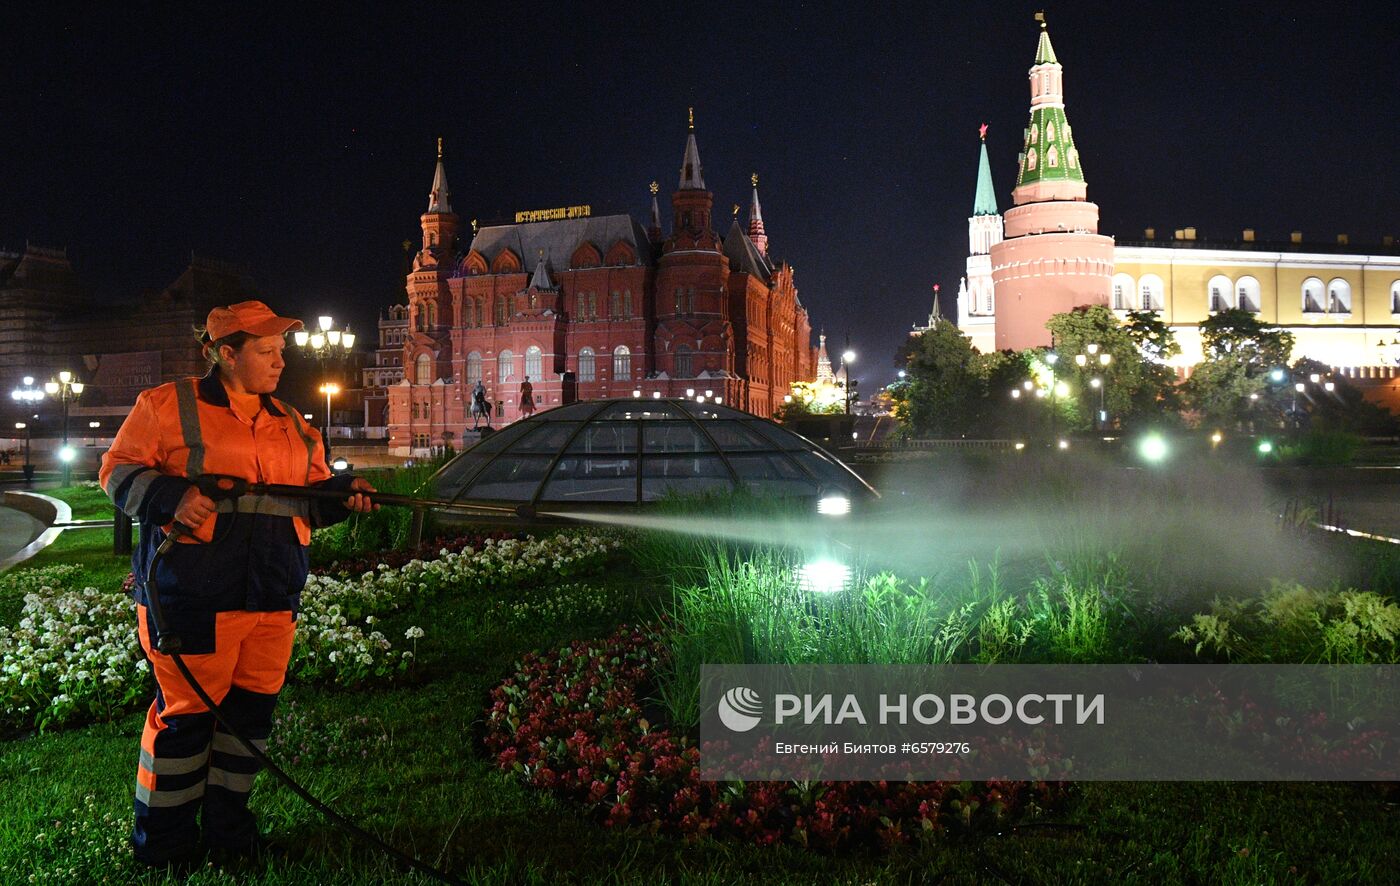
[[343, 477, 380, 514], [174, 485, 217, 530]]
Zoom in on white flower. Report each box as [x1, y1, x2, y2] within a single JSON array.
[[404, 626, 425, 640]]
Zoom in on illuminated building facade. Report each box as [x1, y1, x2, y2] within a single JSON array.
[[389, 124, 819, 455]]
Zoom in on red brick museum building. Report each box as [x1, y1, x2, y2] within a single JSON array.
[[388, 123, 819, 455]]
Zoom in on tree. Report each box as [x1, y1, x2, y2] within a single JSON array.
[[1044, 305, 1180, 429], [892, 319, 988, 436], [1184, 309, 1295, 429], [1123, 310, 1184, 419]]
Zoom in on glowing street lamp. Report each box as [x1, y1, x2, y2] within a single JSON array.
[[319, 382, 341, 437], [840, 346, 857, 415], [14, 421, 32, 483], [44, 370, 84, 485]]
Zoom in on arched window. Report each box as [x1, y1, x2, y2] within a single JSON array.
[[1047, 146, 1059, 168], [1046, 122, 1055, 142], [1138, 275, 1164, 311], [427, 302, 438, 327], [1302, 277, 1325, 314], [1236, 276, 1262, 313], [415, 354, 433, 385], [497, 350, 514, 382], [476, 300, 485, 327], [466, 351, 482, 384], [1208, 274, 1233, 313], [1029, 125, 1038, 145], [613, 345, 631, 381], [609, 291, 620, 318], [495, 296, 509, 325], [578, 347, 596, 382], [674, 345, 693, 378], [525, 345, 542, 380], [463, 297, 474, 327], [1391, 281, 1400, 314], [1327, 278, 1352, 314], [673, 287, 683, 314], [1026, 148, 1037, 171], [623, 290, 632, 319], [1111, 273, 1134, 311], [687, 287, 697, 313]]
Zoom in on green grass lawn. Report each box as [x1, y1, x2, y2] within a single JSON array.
[[2, 491, 1397, 883]]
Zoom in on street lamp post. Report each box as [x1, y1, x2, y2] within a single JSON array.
[[319, 383, 341, 441], [14, 422, 31, 483], [840, 346, 857, 415], [296, 315, 355, 447], [44, 371, 84, 485]]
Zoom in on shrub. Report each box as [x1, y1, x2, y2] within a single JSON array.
[[1174, 581, 1400, 663], [1276, 430, 1362, 466]]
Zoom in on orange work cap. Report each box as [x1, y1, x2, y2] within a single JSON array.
[[206, 301, 304, 340]]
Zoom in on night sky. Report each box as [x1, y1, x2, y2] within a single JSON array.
[[4, 3, 1396, 389]]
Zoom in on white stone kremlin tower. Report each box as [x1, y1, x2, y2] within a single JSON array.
[[988, 15, 1114, 350], [956, 123, 1002, 353]]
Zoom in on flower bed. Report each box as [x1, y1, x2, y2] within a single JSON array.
[[2, 532, 621, 732], [484, 624, 1065, 850]]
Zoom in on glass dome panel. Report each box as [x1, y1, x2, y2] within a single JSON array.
[[746, 421, 813, 451], [512, 422, 584, 452], [565, 423, 638, 453], [727, 453, 817, 496], [539, 456, 638, 502], [641, 455, 735, 500], [463, 455, 553, 500], [544, 401, 610, 420], [674, 400, 747, 419], [593, 401, 688, 420], [704, 421, 776, 451], [642, 422, 716, 453]]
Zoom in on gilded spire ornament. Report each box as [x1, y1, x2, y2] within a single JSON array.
[[649, 181, 659, 195], [688, 107, 694, 130], [437, 136, 443, 160]]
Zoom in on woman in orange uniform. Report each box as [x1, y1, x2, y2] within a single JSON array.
[[101, 300, 377, 868]]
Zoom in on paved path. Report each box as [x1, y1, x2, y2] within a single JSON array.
[[0, 505, 45, 562]]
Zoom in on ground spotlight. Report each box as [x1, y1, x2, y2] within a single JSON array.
[[1258, 440, 1274, 454], [817, 494, 851, 516], [1057, 439, 1069, 450], [797, 559, 852, 594], [59, 445, 77, 463], [1014, 441, 1025, 451], [1210, 431, 1223, 445], [1138, 434, 1169, 463]]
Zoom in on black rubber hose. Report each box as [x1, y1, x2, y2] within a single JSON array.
[[147, 528, 466, 885]]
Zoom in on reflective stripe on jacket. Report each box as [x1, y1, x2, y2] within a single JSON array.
[[100, 372, 357, 630]]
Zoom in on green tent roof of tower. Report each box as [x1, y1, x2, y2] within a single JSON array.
[[1035, 27, 1058, 64], [973, 139, 999, 216], [1015, 27, 1086, 189]]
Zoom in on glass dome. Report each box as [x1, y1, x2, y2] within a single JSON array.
[[428, 398, 876, 512]]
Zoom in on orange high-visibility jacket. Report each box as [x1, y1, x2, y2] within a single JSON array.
[[101, 373, 356, 642]]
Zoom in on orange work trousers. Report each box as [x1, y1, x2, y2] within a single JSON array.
[[132, 605, 294, 863]]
